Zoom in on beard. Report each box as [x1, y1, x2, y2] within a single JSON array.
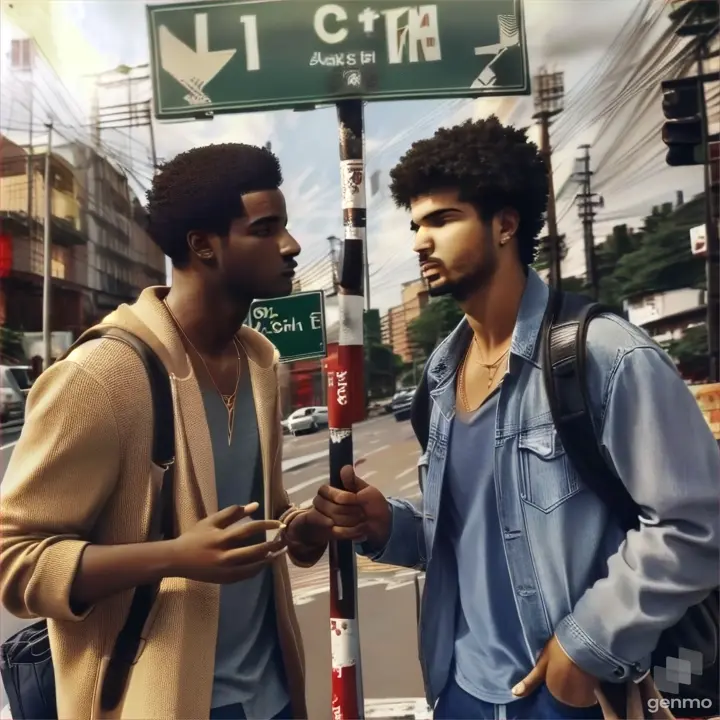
[[426, 248, 499, 302]]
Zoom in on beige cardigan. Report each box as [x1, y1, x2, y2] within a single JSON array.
[[0, 287, 320, 719]]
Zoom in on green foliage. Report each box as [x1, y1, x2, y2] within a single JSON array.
[[559, 275, 587, 294], [612, 198, 705, 301], [664, 324, 707, 366], [533, 234, 568, 273], [561, 194, 706, 309], [363, 309, 396, 399], [408, 295, 464, 359]]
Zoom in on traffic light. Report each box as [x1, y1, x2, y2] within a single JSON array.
[[668, 0, 719, 37], [661, 77, 704, 166]]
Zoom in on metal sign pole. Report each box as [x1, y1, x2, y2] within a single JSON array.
[[327, 98, 366, 720]]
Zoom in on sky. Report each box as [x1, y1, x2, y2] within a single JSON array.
[[0, 0, 710, 313]]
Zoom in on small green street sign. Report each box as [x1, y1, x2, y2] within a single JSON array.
[[147, 0, 529, 118], [248, 291, 327, 363]]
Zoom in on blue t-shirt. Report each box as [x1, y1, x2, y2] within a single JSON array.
[[441, 390, 534, 703], [202, 370, 289, 717]]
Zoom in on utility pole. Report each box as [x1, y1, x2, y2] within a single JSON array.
[[663, 0, 719, 382], [574, 145, 604, 300], [92, 64, 156, 169], [363, 233, 371, 312], [532, 68, 565, 291], [42, 121, 54, 370]]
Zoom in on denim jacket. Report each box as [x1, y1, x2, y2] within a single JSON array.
[[359, 269, 720, 706]]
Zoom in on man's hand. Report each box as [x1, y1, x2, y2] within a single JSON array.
[[168, 503, 287, 583], [299, 465, 391, 551], [512, 635, 599, 708]]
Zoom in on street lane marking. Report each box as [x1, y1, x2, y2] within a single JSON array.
[[287, 474, 326, 494], [0, 440, 18, 451], [399, 479, 417, 491], [365, 699, 432, 718], [395, 467, 415, 481], [361, 443, 390, 458]]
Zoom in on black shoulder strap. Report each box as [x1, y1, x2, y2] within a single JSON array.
[[59, 326, 175, 711], [540, 290, 641, 532], [410, 362, 431, 454]]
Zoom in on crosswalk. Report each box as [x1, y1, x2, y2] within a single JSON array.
[[364, 698, 432, 718], [289, 552, 424, 605]]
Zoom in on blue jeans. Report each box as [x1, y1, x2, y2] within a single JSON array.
[[209, 701, 293, 719], [434, 676, 604, 720]]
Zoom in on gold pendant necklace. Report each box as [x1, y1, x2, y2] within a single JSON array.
[[472, 338, 510, 389], [163, 299, 242, 445]]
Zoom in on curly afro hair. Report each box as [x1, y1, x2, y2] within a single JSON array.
[[388, 116, 548, 267], [146, 143, 282, 267]]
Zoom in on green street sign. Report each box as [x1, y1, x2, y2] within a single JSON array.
[[147, 0, 530, 118], [248, 291, 327, 363]]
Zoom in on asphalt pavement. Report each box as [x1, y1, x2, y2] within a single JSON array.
[[0, 415, 430, 718]]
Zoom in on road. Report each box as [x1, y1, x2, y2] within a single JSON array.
[[0, 415, 430, 718]]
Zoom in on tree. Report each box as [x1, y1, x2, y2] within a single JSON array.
[[408, 296, 464, 359], [533, 235, 568, 274], [559, 196, 704, 310], [664, 324, 708, 382], [363, 310, 396, 399], [611, 196, 705, 301]]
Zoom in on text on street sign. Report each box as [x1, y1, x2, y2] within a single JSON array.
[[148, 0, 530, 118], [249, 291, 327, 363]]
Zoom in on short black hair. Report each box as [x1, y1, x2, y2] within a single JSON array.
[[389, 116, 548, 267], [146, 143, 283, 267]]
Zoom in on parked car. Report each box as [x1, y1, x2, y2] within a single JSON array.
[[4, 365, 34, 402], [392, 387, 416, 422], [0, 365, 31, 427], [285, 406, 329, 435]]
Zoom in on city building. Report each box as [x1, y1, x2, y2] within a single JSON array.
[[624, 287, 706, 345], [0, 135, 166, 357], [383, 278, 428, 363]]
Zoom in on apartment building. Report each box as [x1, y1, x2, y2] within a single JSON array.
[[0, 135, 165, 343], [383, 278, 428, 363]]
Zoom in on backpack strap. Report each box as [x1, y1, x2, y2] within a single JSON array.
[[410, 362, 431, 454], [58, 326, 176, 711], [540, 290, 641, 533]]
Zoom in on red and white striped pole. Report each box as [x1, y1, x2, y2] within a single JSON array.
[[327, 98, 367, 720]]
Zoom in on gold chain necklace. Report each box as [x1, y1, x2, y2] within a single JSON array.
[[164, 299, 242, 445], [458, 339, 509, 410], [471, 337, 510, 390]]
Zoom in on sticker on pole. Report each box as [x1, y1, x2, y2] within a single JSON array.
[[340, 160, 365, 209], [330, 618, 359, 670], [338, 294, 364, 346], [343, 224, 366, 242]]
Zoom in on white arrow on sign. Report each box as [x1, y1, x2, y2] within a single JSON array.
[[471, 14, 519, 89], [158, 13, 235, 106]]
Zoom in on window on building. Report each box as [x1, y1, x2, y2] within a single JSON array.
[[30, 239, 43, 275], [51, 246, 67, 279]]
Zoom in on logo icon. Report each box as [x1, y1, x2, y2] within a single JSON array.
[[653, 647, 704, 695]]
